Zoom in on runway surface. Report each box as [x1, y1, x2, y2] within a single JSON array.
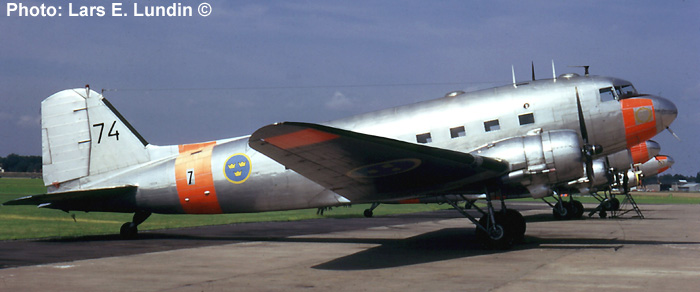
[[1, 202, 700, 291]]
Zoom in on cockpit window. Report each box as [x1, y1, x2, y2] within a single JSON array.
[[615, 84, 637, 98], [599, 87, 615, 102]]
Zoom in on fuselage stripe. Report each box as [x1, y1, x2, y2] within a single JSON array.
[[175, 142, 222, 214]]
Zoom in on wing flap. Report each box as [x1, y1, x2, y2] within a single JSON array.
[[249, 122, 508, 202]]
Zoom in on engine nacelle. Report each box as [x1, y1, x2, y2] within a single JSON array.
[[587, 158, 614, 187], [470, 130, 584, 198], [606, 150, 633, 171]]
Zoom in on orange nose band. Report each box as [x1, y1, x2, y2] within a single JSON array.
[[655, 156, 670, 174], [629, 142, 649, 164], [621, 99, 656, 148]]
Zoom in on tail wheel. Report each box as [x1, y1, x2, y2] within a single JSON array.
[[120, 222, 138, 240]]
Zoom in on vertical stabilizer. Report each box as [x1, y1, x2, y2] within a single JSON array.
[[41, 88, 150, 187]]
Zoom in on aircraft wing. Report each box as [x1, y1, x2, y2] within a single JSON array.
[[249, 122, 509, 202]]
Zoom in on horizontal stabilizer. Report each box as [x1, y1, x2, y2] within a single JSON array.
[[3, 185, 138, 213]]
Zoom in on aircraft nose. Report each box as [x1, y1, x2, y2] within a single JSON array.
[[664, 155, 675, 167], [652, 96, 678, 129]]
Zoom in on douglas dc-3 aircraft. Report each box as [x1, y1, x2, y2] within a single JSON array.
[[4, 69, 678, 249]]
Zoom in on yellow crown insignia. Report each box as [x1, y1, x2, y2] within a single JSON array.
[[234, 171, 242, 177], [238, 161, 246, 167], [228, 164, 236, 169]]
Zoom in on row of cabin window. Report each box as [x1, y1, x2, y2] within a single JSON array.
[[415, 112, 535, 144]]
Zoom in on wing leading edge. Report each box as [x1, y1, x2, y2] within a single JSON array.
[[249, 122, 509, 202]]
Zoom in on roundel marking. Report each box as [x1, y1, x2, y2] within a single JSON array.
[[224, 153, 252, 184], [346, 158, 422, 179], [634, 106, 653, 124]]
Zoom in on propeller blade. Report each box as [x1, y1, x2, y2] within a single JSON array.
[[531, 61, 536, 81], [666, 127, 681, 141], [575, 87, 589, 144], [585, 156, 595, 181]]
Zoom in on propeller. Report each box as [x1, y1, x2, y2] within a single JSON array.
[[575, 87, 603, 182], [666, 127, 682, 141]]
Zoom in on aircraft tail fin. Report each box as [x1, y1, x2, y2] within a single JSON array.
[[41, 87, 150, 188]]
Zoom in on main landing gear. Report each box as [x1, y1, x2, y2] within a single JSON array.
[[120, 211, 151, 239], [588, 193, 620, 218], [543, 192, 584, 220], [442, 194, 526, 249]]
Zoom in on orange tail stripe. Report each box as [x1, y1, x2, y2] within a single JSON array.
[[175, 142, 222, 214]]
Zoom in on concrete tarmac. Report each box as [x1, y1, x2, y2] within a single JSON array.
[[1, 203, 700, 291]]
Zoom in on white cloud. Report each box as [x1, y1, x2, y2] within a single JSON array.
[[17, 115, 40, 128], [325, 91, 353, 110]]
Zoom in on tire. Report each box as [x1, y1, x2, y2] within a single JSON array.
[[475, 212, 514, 250], [572, 200, 584, 218], [120, 222, 138, 240]]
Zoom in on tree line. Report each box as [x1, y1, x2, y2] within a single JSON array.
[[0, 154, 42, 173]]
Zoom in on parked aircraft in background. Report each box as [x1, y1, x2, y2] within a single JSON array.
[[4, 67, 678, 249]]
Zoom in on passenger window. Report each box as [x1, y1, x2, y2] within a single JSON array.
[[518, 113, 535, 125], [484, 120, 500, 132], [416, 132, 432, 144], [450, 126, 466, 138], [599, 87, 616, 102]]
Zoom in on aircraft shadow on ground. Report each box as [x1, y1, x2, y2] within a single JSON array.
[[3, 209, 686, 269], [307, 228, 700, 270]]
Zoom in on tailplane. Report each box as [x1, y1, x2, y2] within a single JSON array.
[[41, 87, 150, 188]]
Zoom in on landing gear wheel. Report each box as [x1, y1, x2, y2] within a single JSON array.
[[572, 200, 584, 219], [120, 222, 138, 240], [363, 209, 374, 218], [553, 201, 573, 220], [475, 212, 514, 249], [503, 209, 526, 243], [599, 210, 608, 219], [609, 197, 620, 211]]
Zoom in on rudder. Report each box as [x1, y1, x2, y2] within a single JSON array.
[[42, 87, 150, 187]]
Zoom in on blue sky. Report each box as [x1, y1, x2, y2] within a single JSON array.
[[1, 0, 698, 175]]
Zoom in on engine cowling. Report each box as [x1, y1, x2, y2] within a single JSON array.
[[470, 130, 584, 198]]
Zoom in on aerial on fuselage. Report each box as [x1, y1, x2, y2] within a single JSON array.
[[4, 69, 678, 248]]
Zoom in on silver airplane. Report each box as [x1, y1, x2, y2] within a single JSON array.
[[4, 70, 678, 249], [588, 154, 674, 218], [551, 139, 672, 219], [627, 154, 674, 187], [548, 140, 662, 219], [365, 140, 668, 220]]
